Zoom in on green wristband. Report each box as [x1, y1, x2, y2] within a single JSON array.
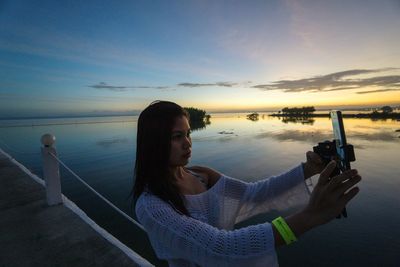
[[272, 216, 297, 245]]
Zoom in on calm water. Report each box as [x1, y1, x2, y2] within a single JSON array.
[[1, 113, 399, 266]]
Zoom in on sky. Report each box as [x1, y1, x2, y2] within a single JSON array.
[[1, 0, 400, 118]]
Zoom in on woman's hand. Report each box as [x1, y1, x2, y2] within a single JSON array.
[[274, 161, 361, 247], [303, 161, 361, 227], [303, 151, 326, 179]]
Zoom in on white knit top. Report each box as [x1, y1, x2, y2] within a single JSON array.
[[135, 164, 310, 267]]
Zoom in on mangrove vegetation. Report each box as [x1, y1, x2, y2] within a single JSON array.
[[184, 107, 211, 130], [270, 105, 400, 120]]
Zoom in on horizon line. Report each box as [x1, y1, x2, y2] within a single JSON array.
[[1, 104, 399, 120]]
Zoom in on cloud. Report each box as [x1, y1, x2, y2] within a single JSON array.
[[252, 68, 400, 93], [88, 68, 400, 95], [178, 82, 241, 88], [88, 82, 129, 92], [178, 83, 219, 87], [89, 81, 243, 91], [216, 82, 238, 87], [132, 86, 169, 89], [356, 89, 400, 94], [88, 82, 169, 91]]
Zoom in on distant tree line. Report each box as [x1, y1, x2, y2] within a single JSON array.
[[366, 105, 399, 119], [281, 106, 316, 116], [246, 112, 259, 121], [184, 107, 211, 130], [379, 106, 393, 114], [267, 105, 399, 120]]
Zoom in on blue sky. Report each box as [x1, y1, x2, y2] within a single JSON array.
[[1, 0, 400, 118]]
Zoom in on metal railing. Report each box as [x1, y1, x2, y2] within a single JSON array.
[[40, 133, 145, 231], [0, 133, 153, 266]]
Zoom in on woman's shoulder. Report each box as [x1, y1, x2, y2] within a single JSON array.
[[185, 165, 222, 188], [136, 191, 167, 208]]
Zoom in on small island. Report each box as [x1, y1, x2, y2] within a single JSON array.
[[270, 105, 400, 120], [246, 112, 259, 121], [184, 107, 211, 130]]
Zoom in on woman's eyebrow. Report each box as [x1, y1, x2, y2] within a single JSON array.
[[172, 129, 191, 134]]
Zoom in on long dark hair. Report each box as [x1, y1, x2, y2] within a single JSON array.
[[132, 100, 190, 215]]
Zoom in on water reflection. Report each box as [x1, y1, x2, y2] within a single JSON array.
[[96, 137, 129, 148], [255, 129, 330, 144], [1, 113, 399, 267], [246, 113, 259, 121], [217, 136, 237, 143], [254, 129, 399, 144], [190, 119, 211, 131], [280, 117, 315, 125], [350, 132, 399, 142], [370, 117, 400, 122], [218, 131, 235, 134]]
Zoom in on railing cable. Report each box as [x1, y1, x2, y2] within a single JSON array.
[[48, 151, 145, 232]]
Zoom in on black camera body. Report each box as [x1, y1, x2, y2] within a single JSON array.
[[312, 111, 356, 218], [313, 140, 355, 171]]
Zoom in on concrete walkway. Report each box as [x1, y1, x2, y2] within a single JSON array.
[[0, 150, 150, 267]]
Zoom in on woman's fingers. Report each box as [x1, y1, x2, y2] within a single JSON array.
[[329, 169, 358, 188], [340, 186, 360, 205], [308, 162, 361, 224], [306, 151, 323, 164], [334, 175, 361, 195], [317, 161, 337, 185], [304, 151, 325, 177]]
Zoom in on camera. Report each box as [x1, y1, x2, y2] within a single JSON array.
[[312, 111, 356, 218], [313, 140, 355, 171]]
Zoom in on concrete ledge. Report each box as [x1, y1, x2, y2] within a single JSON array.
[[0, 148, 153, 267]]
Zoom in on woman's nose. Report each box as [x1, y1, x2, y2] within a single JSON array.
[[183, 136, 191, 147]]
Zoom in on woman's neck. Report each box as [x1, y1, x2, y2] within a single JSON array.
[[170, 166, 207, 195], [170, 166, 186, 180]]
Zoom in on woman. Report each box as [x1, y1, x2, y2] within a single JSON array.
[[133, 100, 361, 267]]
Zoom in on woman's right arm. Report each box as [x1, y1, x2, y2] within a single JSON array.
[[273, 161, 361, 247], [185, 162, 361, 249], [135, 193, 278, 267]]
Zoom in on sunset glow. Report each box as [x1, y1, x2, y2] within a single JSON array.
[[1, 0, 399, 117]]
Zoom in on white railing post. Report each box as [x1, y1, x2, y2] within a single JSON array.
[[41, 133, 62, 205]]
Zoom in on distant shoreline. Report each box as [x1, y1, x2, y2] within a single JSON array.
[[1, 110, 400, 123], [0, 113, 139, 121], [2, 105, 400, 121], [269, 112, 400, 119], [0, 119, 139, 128]]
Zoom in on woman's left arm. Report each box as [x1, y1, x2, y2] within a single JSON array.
[[187, 152, 325, 222], [235, 151, 325, 222]]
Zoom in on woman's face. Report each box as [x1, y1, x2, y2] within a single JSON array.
[[169, 115, 192, 167]]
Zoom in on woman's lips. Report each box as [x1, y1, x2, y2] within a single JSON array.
[[183, 152, 191, 158]]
